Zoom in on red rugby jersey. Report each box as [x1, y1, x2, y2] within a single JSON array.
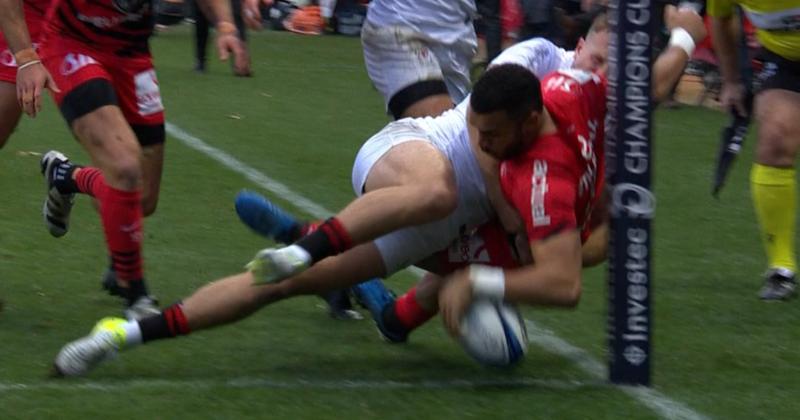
[[45, 0, 154, 57], [500, 70, 607, 244]]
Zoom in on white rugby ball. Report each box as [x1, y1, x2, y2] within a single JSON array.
[[459, 300, 528, 367]]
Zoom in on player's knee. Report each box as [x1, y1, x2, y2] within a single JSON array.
[[757, 120, 796, 166], [105, 157, 143, 191], [141, 196, 158, 217], [420, 183, 458, 219]]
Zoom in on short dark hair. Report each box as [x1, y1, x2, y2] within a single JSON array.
[[470, 64, 543, 121]]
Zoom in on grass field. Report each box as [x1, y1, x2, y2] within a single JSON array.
[[1, 26, 799, 419]]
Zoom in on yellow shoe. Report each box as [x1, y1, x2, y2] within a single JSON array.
[[53, 317, 127, 377]]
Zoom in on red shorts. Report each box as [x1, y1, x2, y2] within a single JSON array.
[[0, 15, 44, 84], [40, 38, 164, 127], [436, 221, 521, 273]]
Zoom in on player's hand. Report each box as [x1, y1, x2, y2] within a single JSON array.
[[16, 61, 59, 118], [215, 32, 250, 75], [664, 4, 707, 45], [720, 82, 748, 117], [439, 269, 473, 339], [243, 0, 274, 30]]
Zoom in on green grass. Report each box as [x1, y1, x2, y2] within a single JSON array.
[[1, 26, 798, 419]]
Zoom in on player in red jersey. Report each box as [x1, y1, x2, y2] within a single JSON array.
[[36, 0, 247, 319], [50, 64, 611, 377], [0, 0, 58, 146], [438, 68, 608, 336], [51, 10, 706, 376]]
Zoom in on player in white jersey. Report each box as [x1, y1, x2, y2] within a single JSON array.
[[50, 10, 708, 377], [239, 7, 704, 287], [361, 0, 477, 119]]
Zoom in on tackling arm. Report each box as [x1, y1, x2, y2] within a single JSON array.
[[196, 0, 237, 32], [0, 0, 32, 53], [500, 229, 584, 306], [652, 6, 709, 102]]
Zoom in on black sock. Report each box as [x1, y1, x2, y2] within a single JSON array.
[[52, 162, 81, 194], [138, 303, 190, 343], [381, 302, 410, 336], [122, 279, 150, 306], [294, 217, 352, 263]]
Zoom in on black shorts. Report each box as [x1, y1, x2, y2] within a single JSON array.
[[756, 48, 800, 94]]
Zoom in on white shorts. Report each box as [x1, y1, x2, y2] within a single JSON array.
[[361, 21, 476, 112], [351, 120, 493, 275]]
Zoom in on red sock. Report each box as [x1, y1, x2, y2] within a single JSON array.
[[139, 303, 191, 342], [163, 304, 191, 337], [74, 167, 105, 197], [394, 287, 435, 331], [99, 185, 144, 282], [299, 220, 321, 236]]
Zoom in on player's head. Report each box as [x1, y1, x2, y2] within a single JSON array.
[[469, 64, 543, 160], [573, 13, 610, 75]]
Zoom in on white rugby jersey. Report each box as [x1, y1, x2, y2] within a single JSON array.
[[365, 0, 476, 45]]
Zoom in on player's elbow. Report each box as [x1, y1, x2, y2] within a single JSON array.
[[556, 272, 582, 307], [652, 83, 671, 104], [538, 269, 582, 307]]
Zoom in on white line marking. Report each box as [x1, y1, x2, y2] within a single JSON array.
[[165, 123, 332, 220], [0, 377, 597, 392], [525, 321, 709, 420], [164, 123, 709, 420]]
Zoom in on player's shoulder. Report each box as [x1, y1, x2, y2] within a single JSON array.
[[543, 69, 604, 90], [490, 37, 564, 71]]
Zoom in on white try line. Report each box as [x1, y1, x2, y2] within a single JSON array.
[[164, 123, 709, 420], [0, 377, 598, 393]]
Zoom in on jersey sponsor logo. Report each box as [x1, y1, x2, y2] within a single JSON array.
[[578, 118, 600, 197], [60, 53, 99, 76], [531, 159, 550, 227], [76, 11, 143, 29], [448, 228, 490, 263], [134, 69, 163, 116], [0, 49, 15, 67], [744, 6, 800, 31]]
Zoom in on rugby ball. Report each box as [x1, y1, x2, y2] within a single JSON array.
[[459, 300, 528, 367]]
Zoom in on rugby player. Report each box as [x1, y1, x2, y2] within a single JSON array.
[[51, 8, 705, 371], [361, 0, 478, 119], [710, 0, 800, 300], [240, 7, 704, 291], [35, 0, 246, 319], [234, 7, 706, 341]]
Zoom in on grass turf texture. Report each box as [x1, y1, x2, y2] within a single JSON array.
[[1, 26, 798, 419]]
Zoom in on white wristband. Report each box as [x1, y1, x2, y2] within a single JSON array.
[[669, 27, 696, 58], [469, 265, 505, 301]]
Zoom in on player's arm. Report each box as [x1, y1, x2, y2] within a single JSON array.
[[196, 0, 248, 72], [708, 1, 748, 116], [488, 38, 561, 79], [440, 230, 583, 337], [581, 188, 608, 267], [652, 5, 708, 102], [0, 0, 58, 117], [0, 0, 31, 53]]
